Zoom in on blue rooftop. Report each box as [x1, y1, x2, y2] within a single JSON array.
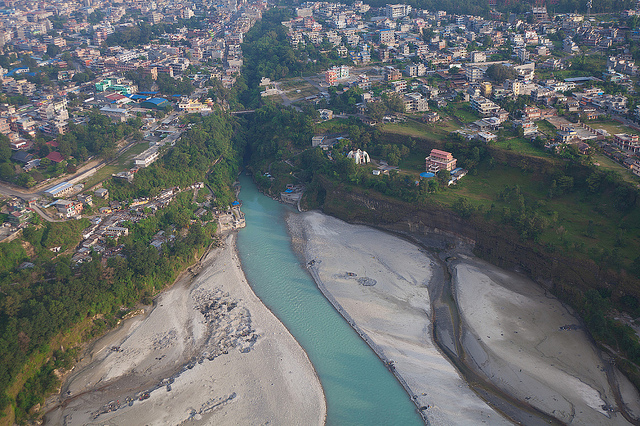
[[5, 67, 29, 77], [145, 97, 169, 105]]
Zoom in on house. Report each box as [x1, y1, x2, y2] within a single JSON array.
[[347, 149, 370, 165], [46, 151, 65, 163], [8, 209, 31, 225], [94, 188, 109, 199], [613, 133, 640, 153], [54, 199, 83, 217], [477, 131, 497, 143], [312, 136, 326, 147], [423, 112, 440, 123], [77, 194, 93, 205], [578, 142, 590, 155], [318, 109, 334, 120], [10, 151, 33, 164], [425, 149, 457, 173]]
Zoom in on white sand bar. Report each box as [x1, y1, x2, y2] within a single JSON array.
[[454, 255, 640, 425], [45, 233, 325, 426], [292, 211, 510, 425]]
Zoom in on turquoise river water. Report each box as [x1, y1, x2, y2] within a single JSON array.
[[236, 174, 423, 426]]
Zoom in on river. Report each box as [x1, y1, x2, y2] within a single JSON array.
[[236, 174, 423, 425]]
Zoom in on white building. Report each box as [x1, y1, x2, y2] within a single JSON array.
[[134, 146, 161, 168], [347, 149, 370, 165], [385, 4, 412, 19]]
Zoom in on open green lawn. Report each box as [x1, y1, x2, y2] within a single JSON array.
[[429, 162, 640, 265], [492, 137, 552, 158], [398, 151, 428, 172], [286, 86, 319, 101], [82, 143, 151, 189], [536, 119, 557, 136], [278, 78, 312, 90], [82, 165, 119, 189], [587, 119, 639, 137], [381, 119, 459, 140], [449, 103, 480, 123], [117, 142, 149, 167], [593, 153, 640, 186]]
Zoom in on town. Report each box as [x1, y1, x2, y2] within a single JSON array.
[[0, 0, 640, 424]]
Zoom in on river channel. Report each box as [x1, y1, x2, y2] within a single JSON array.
[[236, 174, 423, 425]]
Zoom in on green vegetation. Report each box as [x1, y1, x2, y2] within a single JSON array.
[[485, 64, 517, 83], [0, 112, 240, 424], [243, 102, 640, 389], [105, 22, 178, 48], [107, 112, 241, 208]]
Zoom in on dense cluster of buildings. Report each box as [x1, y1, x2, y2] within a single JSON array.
[[0, 0, 265, 165], [279, 1, 640, 176]]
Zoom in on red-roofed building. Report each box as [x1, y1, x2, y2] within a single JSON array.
[[46, 140, 59, 148], [425, 149, 457, 173], [46, 151, 65, 163]]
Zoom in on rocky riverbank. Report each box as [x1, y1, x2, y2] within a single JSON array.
[[44, 233, 325, 426]]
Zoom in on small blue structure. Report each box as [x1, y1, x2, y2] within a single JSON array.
[[450, 167, 463, 175], [420, 172, 435, 178], [232, 201, 240, 206]]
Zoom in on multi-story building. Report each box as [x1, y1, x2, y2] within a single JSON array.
[[403, 92, 429, 112], [614, 133, 640, 153], [425, 149, 457, 173], [385, 4, 411, 19], [385, 66, 402, 81], [379, 29, 395, 45], [465, 66, 483, 82], [390, 79, 406, 92], [471, 96, 500, 116], [523, 105, 541, 121], [470, 51, 485, 63], [480, 81, 492, 98]]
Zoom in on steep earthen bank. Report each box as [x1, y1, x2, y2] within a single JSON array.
[[310, 177, 640, 393], [315, 176, 635, 300]]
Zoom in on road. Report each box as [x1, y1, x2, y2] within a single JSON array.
[[0, 136, 143, 222]]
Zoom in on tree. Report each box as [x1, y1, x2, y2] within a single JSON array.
[[485, 64, 517, 83], [437, 169, 450, 183], [0, 162, 14, 180], [367, 101, 386, 121], [0, 134, 11, 162]]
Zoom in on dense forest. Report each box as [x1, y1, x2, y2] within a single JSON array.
[[241, 9, 338, 88], [105, 23, 178, 48], [0, 112, 240, 424]]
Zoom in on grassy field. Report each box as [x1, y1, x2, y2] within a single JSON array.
[[536, 119, 558, 136], [278, 78, 312, 90], [381, 118, 459, 140], [593, 153, 640, 185], [430, 161, 640, 264], [449, 103, 480, 123], [492, 137, 552, 158], [587, 119, 640, 136], [83, 142, 151, 189]]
